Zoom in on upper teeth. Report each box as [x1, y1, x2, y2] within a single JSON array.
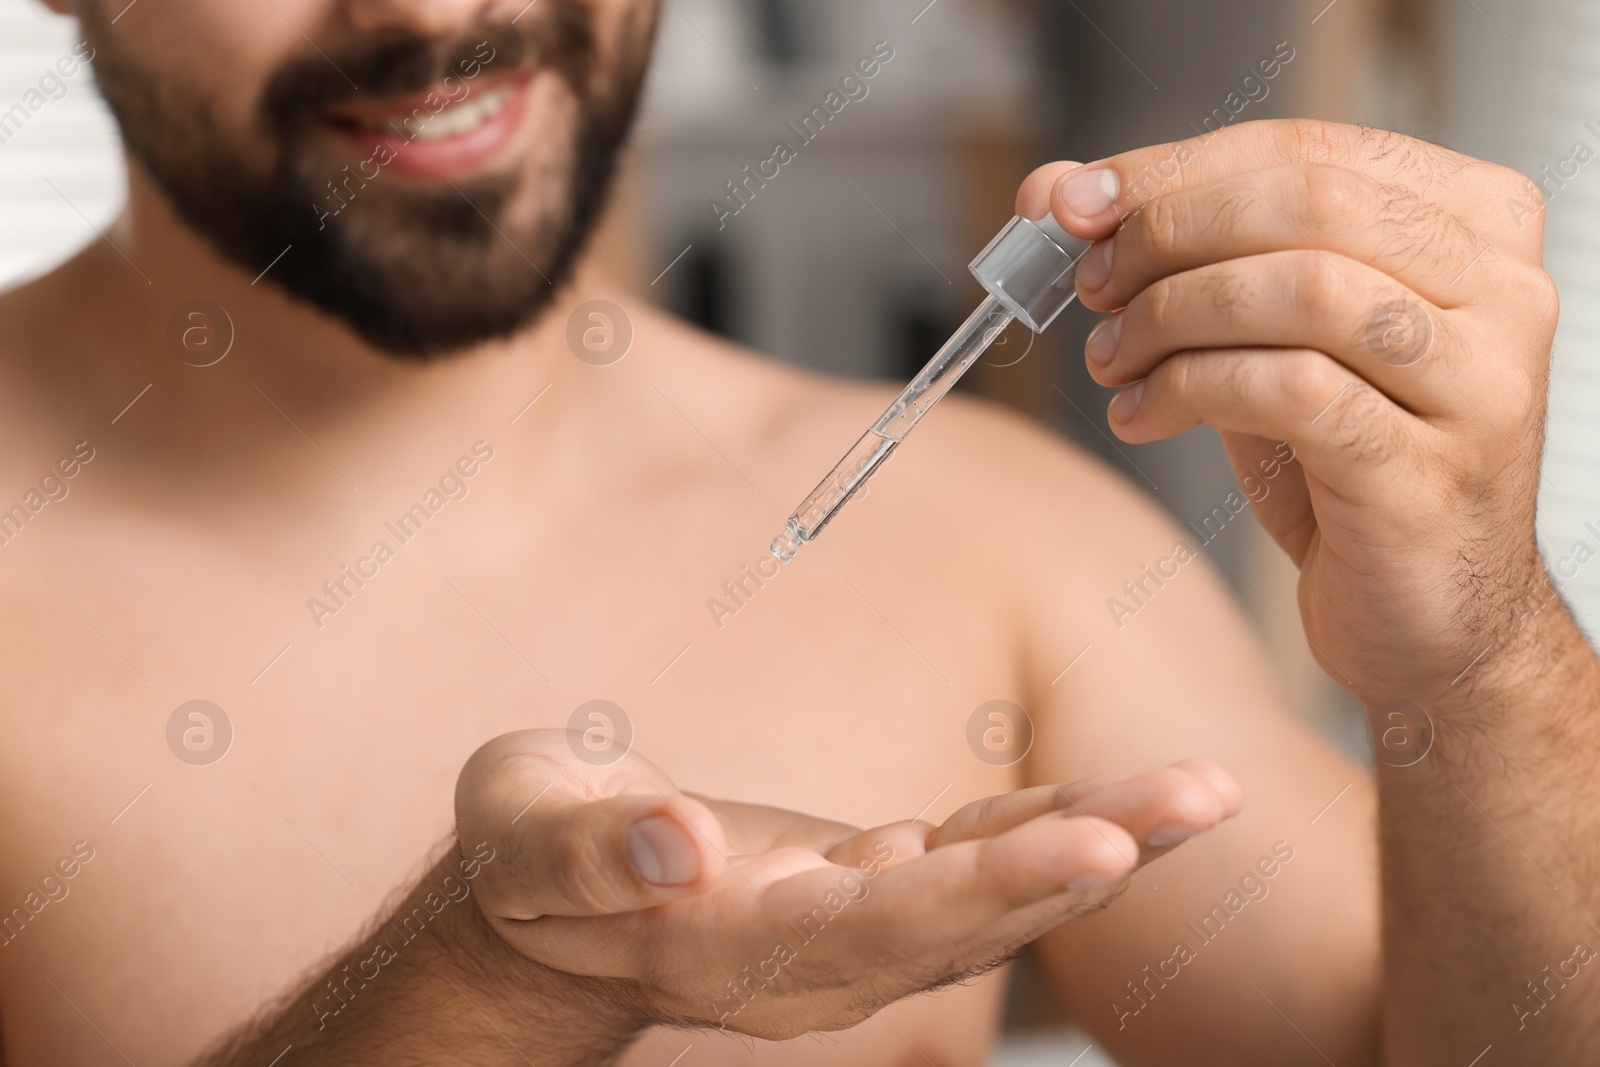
[[356, 85, 513, 141]]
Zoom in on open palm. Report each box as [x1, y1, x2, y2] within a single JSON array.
[[456, 730, 1239, 1039]]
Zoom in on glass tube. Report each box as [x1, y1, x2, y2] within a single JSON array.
[[771, 295, 1015, 562]]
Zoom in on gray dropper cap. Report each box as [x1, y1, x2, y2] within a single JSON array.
[[968, 213, 1093, 333]]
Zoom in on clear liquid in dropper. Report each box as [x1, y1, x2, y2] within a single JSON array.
[[771, 297, 1013, 563]]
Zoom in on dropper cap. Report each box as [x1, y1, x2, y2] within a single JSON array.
[[968, 213, 1092, 333]]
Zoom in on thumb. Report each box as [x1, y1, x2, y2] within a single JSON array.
[[494, 793, 728, 919], [457, 733, 728, 920]]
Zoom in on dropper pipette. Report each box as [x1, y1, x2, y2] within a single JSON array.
[[770, 213, 1092, 564]]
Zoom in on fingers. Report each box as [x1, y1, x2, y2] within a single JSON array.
[[792, 760, 1239, 879], [1065, 760, 1239, 855], [1087, 250, 1462, 414], [823, 819, 932, 870], [1108, 345, 1428, 507], [1217, 430, 1317, 564], [1072, 163, 1497, 313], [1171, 757, 1244, 813], [920, 777, 1125, 850], [926, 762, 1238, 857], [1047, 119, 1538, 253], [857, 768, 1239, 974], [858, 812, 1143, 939], [700, 814, 1150, 1030], [456, 731, 729, 920], [819, 761, 1243, 972], [744, 786, 1202, 980]]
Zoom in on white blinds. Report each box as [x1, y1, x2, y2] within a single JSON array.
[[0, 0, 122, 288]]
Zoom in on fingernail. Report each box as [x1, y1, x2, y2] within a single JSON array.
[[1076, 239, 1115, 292], [1057, 168, 1120, 218], [1109, 381, 1144, 423], [1146, 822, 1195, 848], [1085, 313, 1122, 367], [1066, 869, 1122, 891], [628, 815, 700, 886]]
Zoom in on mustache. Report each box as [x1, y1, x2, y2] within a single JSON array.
[[260, 3, 596, 132]]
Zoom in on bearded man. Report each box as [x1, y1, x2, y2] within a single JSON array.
[[0, 2, 1593, 1065]]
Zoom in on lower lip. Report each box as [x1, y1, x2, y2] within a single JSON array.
[[324, 77, 532, 182]]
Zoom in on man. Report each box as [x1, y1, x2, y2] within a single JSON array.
[[0, 0, 1593, 1064]]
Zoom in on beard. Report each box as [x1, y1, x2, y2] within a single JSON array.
[[78, 1, 654, 358]]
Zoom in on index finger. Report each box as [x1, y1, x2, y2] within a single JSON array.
[[1041, 119, 1535, 243]]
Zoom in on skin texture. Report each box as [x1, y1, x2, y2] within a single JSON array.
[[0, 172, 1350, 1064], [0, 175, 1368, 1065], [0, 0, 1591, 1064]]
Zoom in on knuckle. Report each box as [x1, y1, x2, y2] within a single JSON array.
[[1373, 186, 1456, 272], [1159, 349, 1248, 409], [1507, 171, 1549, 235], [1484, 160, 1540, 206], [1493, 372, 1538, 429], [1296, 163, 1382, 233], [1475, 263, 1558, 417], [1517, 262, 1561, 328], [1137, 268, 1249, 344], [1289, 252, 1347, 323], [1139, 273, 1187, 335], [1209, 181, 1260, 244], [1159, 350, 1203, 397], [548, 818, 618, 912], [1355, 125, 1455, 191], [1278, 350, 1349, 419], [1138, 194, 1188, 262], [1213, 270, 1252, 321], [1278, 117, 1352, 166]]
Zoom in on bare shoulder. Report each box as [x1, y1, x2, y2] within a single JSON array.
[[0, 251, 112, 453], [0, 263, 106, 492]]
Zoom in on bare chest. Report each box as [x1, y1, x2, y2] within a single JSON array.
[[0, 497, 1019, 1065]]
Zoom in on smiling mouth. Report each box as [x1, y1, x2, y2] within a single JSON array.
[[320, 74, 533, 180], [335, 81, 517, 140]]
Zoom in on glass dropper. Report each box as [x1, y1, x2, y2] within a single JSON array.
[[771, 212, 1092, 564]]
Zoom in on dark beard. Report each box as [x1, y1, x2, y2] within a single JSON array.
[[79, 3, 653, 358]]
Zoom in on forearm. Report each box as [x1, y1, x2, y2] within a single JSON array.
[[194, 839, 648, 1066], [1378, 603, 1600, 1063]]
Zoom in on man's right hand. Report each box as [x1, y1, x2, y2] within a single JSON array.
[[455, 729, 1240, 1040]]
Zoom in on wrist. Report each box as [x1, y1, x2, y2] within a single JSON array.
[[1364, 586, 1598, 731], [1445, 593, 1588, 708], [430, 842, 652, 1058], [293, 842, 649, 1064]]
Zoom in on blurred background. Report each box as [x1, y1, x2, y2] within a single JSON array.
[[3, 0, 1597, 1061]]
